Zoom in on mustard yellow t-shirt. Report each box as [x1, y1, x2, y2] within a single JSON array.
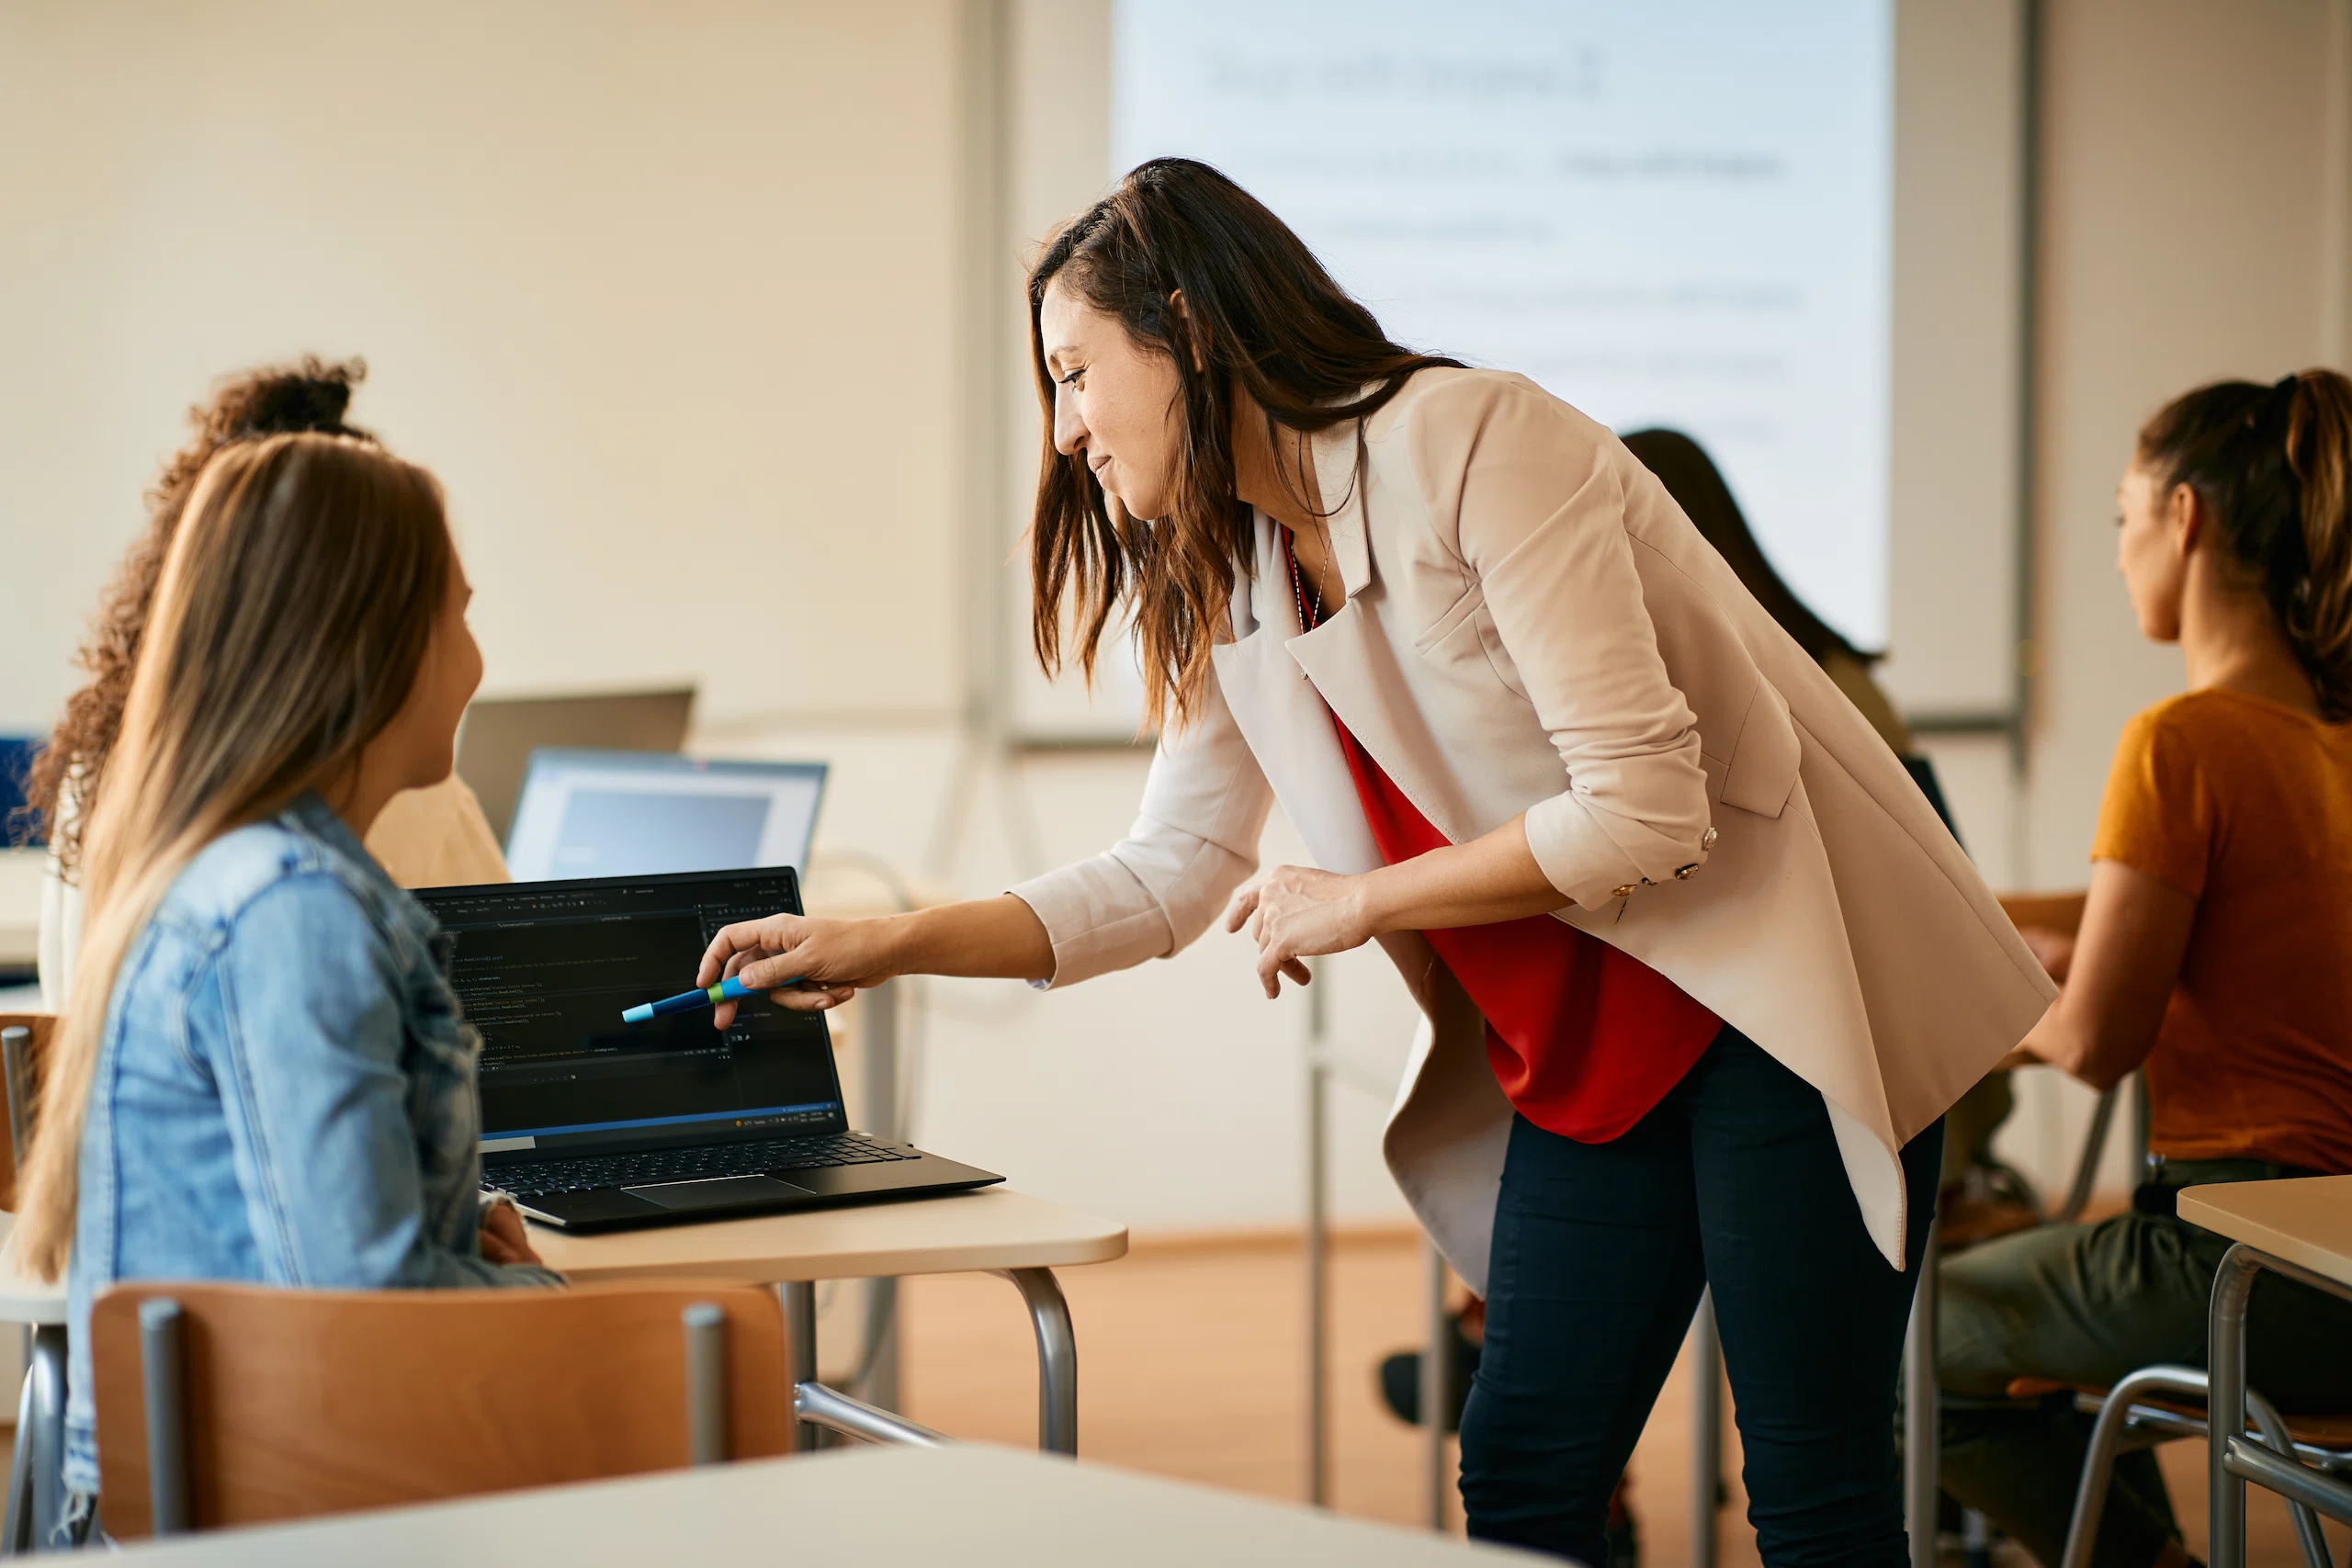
[[2091, 688, 2352, 1172]]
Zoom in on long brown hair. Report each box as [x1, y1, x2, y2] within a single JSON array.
[[20, 357, 374, 870], [1027, 158, 1461, 730], [2138, 368, 2352, 718], [16, 434, 451, 1279]]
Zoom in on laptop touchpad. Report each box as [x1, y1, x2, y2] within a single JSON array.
[[622, 1174, 813, 1210]]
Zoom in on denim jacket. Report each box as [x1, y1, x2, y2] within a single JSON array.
[[64, 793, 558, 1493]]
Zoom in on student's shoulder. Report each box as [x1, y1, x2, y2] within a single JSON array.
[[2124, 688, 2306, 760], [158, 818, 385, 948]]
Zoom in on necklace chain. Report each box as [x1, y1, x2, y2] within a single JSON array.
[[1284, 528, 1325, 632]]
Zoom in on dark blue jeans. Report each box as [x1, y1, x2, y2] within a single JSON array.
[[1458, 1026, 1942, 1566]]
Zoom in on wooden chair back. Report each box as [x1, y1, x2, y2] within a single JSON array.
[[0, 1014, 56, 1210], [92, 1280, 793, 1538]]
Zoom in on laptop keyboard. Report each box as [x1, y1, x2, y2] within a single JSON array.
[[488, 1132, 918, 1199]]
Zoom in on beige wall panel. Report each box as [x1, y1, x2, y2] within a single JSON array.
[[0, 0, 961, 733]]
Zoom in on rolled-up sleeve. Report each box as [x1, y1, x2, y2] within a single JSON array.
[[1410, 377, 1713, 908], [1008, 669, 1276, 987]]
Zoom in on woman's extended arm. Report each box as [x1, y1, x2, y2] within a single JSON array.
[[698, 895, 1056, 1023], [2012, 859, 2196, 1090], [702, 663, 1276, 1020]]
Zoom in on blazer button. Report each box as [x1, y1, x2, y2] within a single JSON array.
[[1674, 863, 1702, 881], [1701, 828, 1719, 851], [1611, 884, 1638, 898]]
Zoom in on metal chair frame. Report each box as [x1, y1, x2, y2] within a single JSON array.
[[2060, 1363, 2342, 1568]]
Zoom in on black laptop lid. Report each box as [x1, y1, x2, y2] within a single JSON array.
[[414, 867, 846, 1163]]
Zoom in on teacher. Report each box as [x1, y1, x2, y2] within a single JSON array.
[[703, 159, 2052, 1564]]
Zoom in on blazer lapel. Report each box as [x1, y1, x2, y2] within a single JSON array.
[[1287, 423, 1486, 848], [1209, 514, 1383, 877]]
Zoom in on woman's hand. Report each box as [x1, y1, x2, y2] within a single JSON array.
[[1224, 865, 1380, 998], [479, 1200, 544, 1269], [696, 914, 906, 1025]]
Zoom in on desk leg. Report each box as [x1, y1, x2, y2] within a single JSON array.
[[782, 1281, 824, 1453], [2209, 1243, 2261, 1568], [1421, 1241, 1447, 1530], [1904, 1227, 1940, 1568], [862, 979, 902, 1414], [994, 1269, 1076, 1456], [1305, 1049, 1330, 1507]]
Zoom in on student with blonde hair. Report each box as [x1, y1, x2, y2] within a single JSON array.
[[1939, 369, 2352, 1567], [22, 356, 507, 1012], [15, 434, 557, 1517]]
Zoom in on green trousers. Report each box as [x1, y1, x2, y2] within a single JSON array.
[[1935, 1159, 2352, 1567]]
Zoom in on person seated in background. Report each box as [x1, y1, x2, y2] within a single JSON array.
[[20, 356, 507, 1014], [12, 434, 559, 1527], [1937, 370, 2352, 1568]]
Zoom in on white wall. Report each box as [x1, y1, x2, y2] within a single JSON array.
[[0, 0, 963, 736]]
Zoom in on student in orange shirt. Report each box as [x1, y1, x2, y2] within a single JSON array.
[[1937, 370, 2352, 1568]]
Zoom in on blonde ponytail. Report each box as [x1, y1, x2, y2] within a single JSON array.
[[15, 434, 449, 1280]]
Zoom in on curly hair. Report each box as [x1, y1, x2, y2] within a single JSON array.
[[20, 356, 376, 872]]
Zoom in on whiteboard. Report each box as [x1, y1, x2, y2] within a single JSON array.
[[1118, 0, 1893, 649]]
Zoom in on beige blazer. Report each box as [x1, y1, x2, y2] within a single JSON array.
[[1010, 368, 2053, 1284]]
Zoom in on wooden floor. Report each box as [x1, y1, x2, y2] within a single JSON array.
[[900, 1228, 2343, 1564]]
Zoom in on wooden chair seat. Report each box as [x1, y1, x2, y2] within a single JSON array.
[[93, 1280, 795, 1538], [2003, 1377, 2352, 1451]]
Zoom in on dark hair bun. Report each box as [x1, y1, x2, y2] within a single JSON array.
[[223, 355, 371, 441]]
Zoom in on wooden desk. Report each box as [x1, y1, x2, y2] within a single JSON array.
[[2178, 1177, 2352, 1566], [111, 1444, 1539, 1565], [0, 850, 43, 975], [529, 1187, 1124, 1285], [530, 1188, 1126, 1456], [2179, 1176, 2352, 1287]]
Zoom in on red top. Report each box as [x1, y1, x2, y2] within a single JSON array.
[[1284, 535, 1719, 1143]]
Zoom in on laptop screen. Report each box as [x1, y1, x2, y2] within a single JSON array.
[[503, 750, 825, 883], [415, 868, 845, 1162]]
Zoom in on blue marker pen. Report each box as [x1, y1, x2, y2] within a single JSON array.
[[621, 974, 794, 1024]]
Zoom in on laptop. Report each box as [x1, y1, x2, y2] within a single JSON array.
[[454, 687, 696, 844], [416, 866, 1001, 1232], [503, 750, 825, 883]]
